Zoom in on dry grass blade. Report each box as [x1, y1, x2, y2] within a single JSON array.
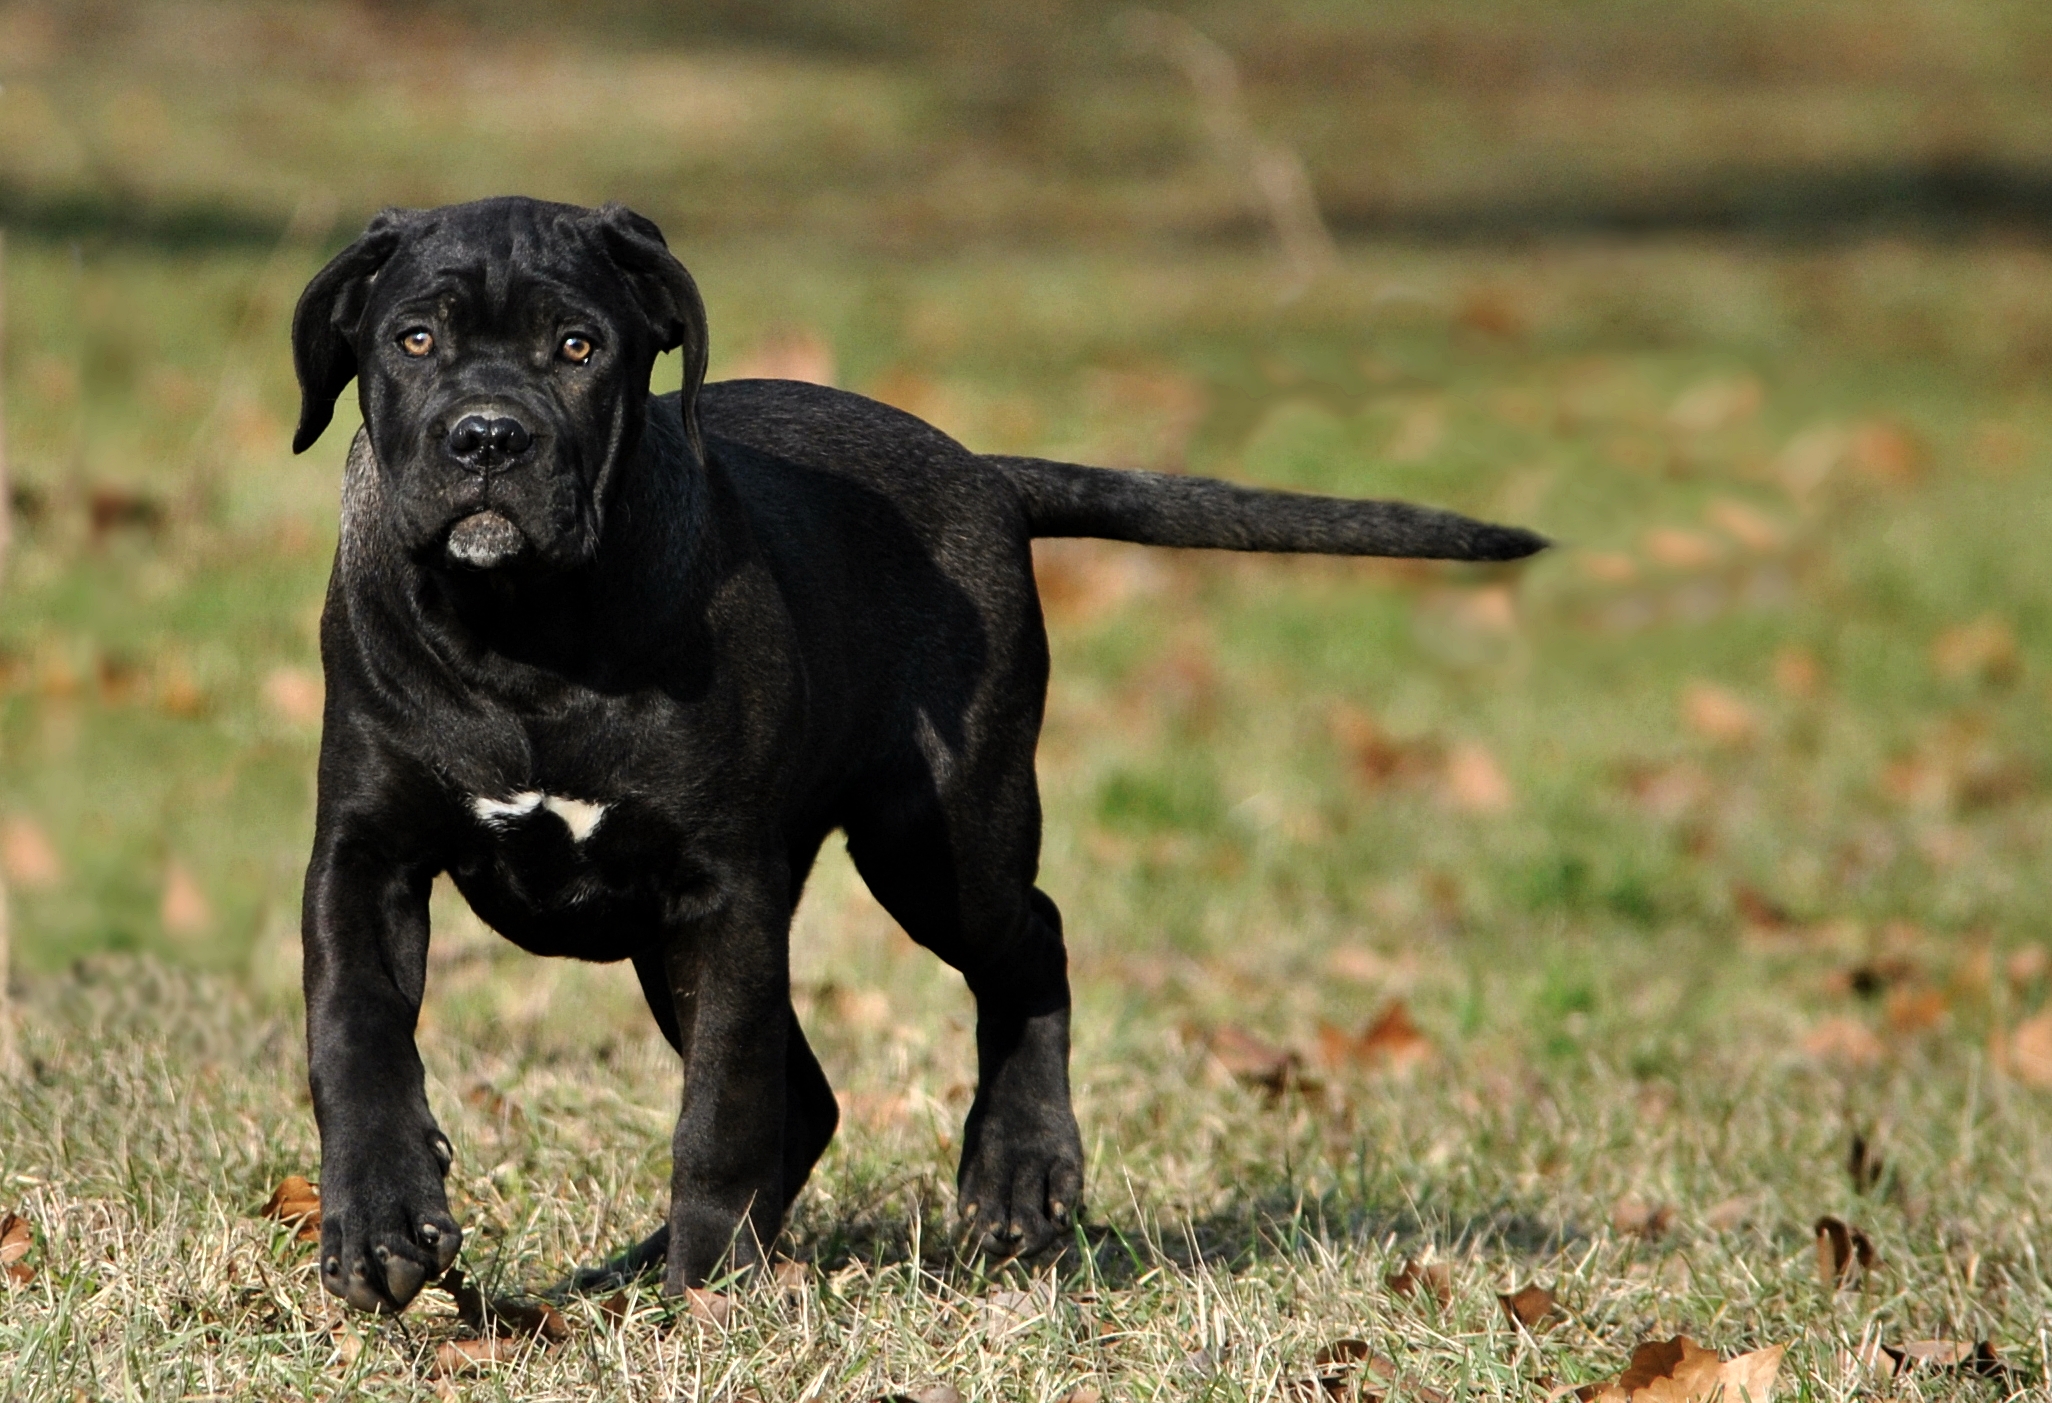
[[257, 1175, 321, 1241]]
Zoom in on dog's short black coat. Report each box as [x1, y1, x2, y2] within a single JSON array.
[[289, 195, 1545, 1313]]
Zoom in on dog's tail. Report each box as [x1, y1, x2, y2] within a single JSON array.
[[987, 455, 1548, 561]]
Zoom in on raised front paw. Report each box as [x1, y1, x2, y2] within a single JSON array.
[[318, 1126, 463, 1313], [956, 1114, 1084, 1260]]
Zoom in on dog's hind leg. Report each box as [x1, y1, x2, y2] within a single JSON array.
[[553, 951, 838, 1297], [844, 778, 1083, 1261]]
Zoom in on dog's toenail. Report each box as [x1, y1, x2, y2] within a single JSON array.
[[1049, 1200, 1066, 1218], [418, 1222, 441, 1244], [324, 1256, 340, 1275], [374, 1244, 391, 1262], [961, 1201, 979, 1220]]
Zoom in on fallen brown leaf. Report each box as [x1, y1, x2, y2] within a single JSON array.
[[599, 1290, 630, 1322], [1206, 1024, 1304, 1094], [685, 1286, 731, 1327], [0, 1211, 33, 1285], [1771, 646, 1821, 699], [434, 1336, 522, 1375], [1931, 616, 2019, 687], [1285, 1338, 1400, 1401], [1800, 1017, 1884, 1068], [879, 1386, 966, 1403], [1681, 682, 1759, 746], [259, 1176, 321, 1241], [773, 1258, 811, 1297], [1612, 1194, 1674, 1240], [1499, 1284, 1556, 1331], [1702, 1194, 1758, 1232], [1862, 1339, 2010, 1382], [261, 665, 324, 725], [1360, 1001, 1433, 1071], [1813, 1215, 1877, 1287], [1386, 1257, 1453, 1306], [2007, 1011, 2052, 1089], [160, 862, 213, 937], [1644, 528, 1723, 571], [1884, 986, 1947, 1036], [1706, 498, 1782, 551], [1052, 1389, 1103, 1403], [1577, 1336, 1784, 1403], [0, 818, 61, 889], [1441, 741, 1514, 814], [2007, 945, 2050, 987]]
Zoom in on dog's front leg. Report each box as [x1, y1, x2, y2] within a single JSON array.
[[303, 835, 460, 1312], [652, 863, 793, 1292]]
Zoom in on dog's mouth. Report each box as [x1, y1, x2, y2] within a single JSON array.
[[445, 510, 526, 570]]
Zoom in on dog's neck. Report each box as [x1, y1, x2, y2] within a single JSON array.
[[350, 430, 718, 698]]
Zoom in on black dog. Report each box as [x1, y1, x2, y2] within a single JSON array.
[[289, 195, 1545, 1313]]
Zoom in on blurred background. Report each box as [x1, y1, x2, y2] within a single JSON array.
[[0, 0, 2049, 1055]]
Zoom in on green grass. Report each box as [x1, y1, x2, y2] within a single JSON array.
[[6, 2, 2052, 1397]]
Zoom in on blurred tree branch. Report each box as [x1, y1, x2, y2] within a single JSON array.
[[1123, 9, 1337, 298]]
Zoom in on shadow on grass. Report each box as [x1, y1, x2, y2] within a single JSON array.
[[784, 1182, 1587, 1287]]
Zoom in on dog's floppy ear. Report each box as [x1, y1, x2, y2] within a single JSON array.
[[290, 210, 409, 454], [595, 204, 710, 460]]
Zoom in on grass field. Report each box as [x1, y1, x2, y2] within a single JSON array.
[[5, 2, 2052, 1399]]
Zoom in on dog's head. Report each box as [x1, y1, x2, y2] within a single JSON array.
[[291, 197, 707, 573]]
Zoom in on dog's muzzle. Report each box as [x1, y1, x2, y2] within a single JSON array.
[[446, 414, 533, 473], [446, 510, 525, 569]]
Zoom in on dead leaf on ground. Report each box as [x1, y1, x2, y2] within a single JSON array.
[[1884, 986, 1948, 1036], [1612, 1194, 1674, 1240], [1577, 1336, 1785, 1403], [599, 1290, 631, 1322], [1772, 646, 1821, 699], [773, 1258, 811, 1298], [1800, 1017, 1884, 1068], [1053, 1388, 1103, 1403], [0, 817, 61, 889], [259, 1176, 321, 1241], [1931, 616, 2019, 687], [2006, 945, 2049, 986], [437, 1268, 569, 1341], [262, 666, 324, 725], [1681, 682, 1759, 746], [434, 1336, 523, 1374], [1858, 1338, 2010, 1382], [0, 1211, 33, 1285], [1706, 498, 1783, 552], [1387, 1257, 1453, 1306], [1814, 1215, 1878, 1287], [1330, 705, 1440, 789], [160, 862, 213, 937], [1441, 742, 1514, 814], [1846, 420, 1923, 485], [879, 1386, 966, 1403], [1644, 528, 1723, 571], [1702, 1194, 1759, 1232], [684, 1286, 731, 1327], [1286, 1338, 1399, 1401], [1500, 1285, 1557, 1331], [1319, 1002, 1433, 1075], [1205, 1024, 1304, 1094], [2005, 1010, 2052, 1089]]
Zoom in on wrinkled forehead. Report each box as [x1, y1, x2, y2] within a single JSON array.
[[373, 205, 631, 324]]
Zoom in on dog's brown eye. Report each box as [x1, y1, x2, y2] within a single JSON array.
[[560, 335, 594, 364], [399, 329, 434, 357]]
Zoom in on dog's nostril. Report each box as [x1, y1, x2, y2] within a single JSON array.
[[489, 418, 531, 457], [447, 415, 490, 459]]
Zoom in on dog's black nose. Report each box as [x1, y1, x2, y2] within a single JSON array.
[[446, 415, 533, 470]]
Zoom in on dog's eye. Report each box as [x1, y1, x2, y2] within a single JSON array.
[[560, 335, 594, 364], [399, 329, 435, 357]]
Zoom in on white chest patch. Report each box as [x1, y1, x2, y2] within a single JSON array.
[[470, 791, 609, 843]]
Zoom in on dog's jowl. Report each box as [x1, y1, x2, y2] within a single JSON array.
[[290, 195, 1547, 1312]]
